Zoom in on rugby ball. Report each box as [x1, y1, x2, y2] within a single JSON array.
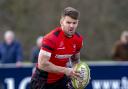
[[71, 62, 90, 89]]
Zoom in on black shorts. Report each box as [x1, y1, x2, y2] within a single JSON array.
[[30, 68, 74, 89]]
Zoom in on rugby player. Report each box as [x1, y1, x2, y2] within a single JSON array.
[[30, 7, 83, 89]]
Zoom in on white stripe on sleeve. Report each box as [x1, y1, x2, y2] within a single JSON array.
[[40, 49, 51, 57]]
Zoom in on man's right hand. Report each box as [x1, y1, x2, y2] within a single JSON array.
[[64, 68, 80, 79]]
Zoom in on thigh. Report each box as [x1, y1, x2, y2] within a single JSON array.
[[30, 75, 46, 89], [56, 76, 70, 89], [30, 69, 47, 89], [46, 76, 70, 89], [59, 76, 75, 89], [59, 76, 69, 89]]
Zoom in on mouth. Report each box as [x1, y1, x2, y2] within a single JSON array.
[[69, 28, 74, 32]]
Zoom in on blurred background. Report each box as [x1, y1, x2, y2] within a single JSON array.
[[1, 0, 128, 61], [0, 0, 128, 89]]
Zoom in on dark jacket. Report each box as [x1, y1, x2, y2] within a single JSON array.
[[30, 47, 40, 63], [112, 41, 128, 61], [0, 40, 23, 63]]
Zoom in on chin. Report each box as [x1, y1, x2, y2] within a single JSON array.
[[70, 32, 75, 35], [69, 34, 74, 37]]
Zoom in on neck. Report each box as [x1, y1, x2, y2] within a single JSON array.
[[64, 33, 72, 38]]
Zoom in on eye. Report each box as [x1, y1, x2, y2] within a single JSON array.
[[67, 21, 71, 24], [73, 22, 76, 24]]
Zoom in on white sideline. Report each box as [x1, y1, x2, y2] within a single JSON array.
[[87, 61, 128, 66], [0, 63, 34, 68], [0, 61, 128, 68]]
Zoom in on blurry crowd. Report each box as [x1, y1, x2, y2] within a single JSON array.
[[112, 31, 128, 61], [0, 30, 128, 67], [0, 30, 43, 67]]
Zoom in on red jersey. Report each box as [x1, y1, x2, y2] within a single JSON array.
[[39, 27, 83, 83]]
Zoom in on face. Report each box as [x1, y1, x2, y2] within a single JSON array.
[[4, 32, 14, 45], [121, 32, 128, 44], [123, 35, 128, 44], [37, 37, 43, 48], [60, 16, 79, 37]]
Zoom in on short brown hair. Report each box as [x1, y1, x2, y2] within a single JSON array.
[[61, 7, 80, 20]]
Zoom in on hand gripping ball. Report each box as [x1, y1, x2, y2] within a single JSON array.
[[71, 62, 90, 89]]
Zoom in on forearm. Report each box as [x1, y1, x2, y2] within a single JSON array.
[[38, 61, 67, 74], [37, 50, 73, 76], [71, 52, 80, 66]]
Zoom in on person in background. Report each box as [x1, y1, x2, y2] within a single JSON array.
[[0, 30, 23, 67], [30, 36, 43, 63], [112, 31, 128, 61]]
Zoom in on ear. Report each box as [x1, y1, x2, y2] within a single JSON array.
[[77, 20, 79, 23], [60, 18, 63, 26]]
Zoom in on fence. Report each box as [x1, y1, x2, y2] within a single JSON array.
[[0, 61, 128, 89]]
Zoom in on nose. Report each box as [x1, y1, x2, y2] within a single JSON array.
[[70, 23, 74, 28]]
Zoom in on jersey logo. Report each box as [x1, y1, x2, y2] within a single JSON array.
[[73, 44, 76, 52], [57, 41, 65, 50], [73, 44, 76, 49], [55, 54, 72, 59], [57, 47, 65, 50], [59, 41, 64, 47]]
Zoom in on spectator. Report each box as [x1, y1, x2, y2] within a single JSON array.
[[30, 36, 43, 63], [112, 31, 128, 61], [0, 30, 23, 67]]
